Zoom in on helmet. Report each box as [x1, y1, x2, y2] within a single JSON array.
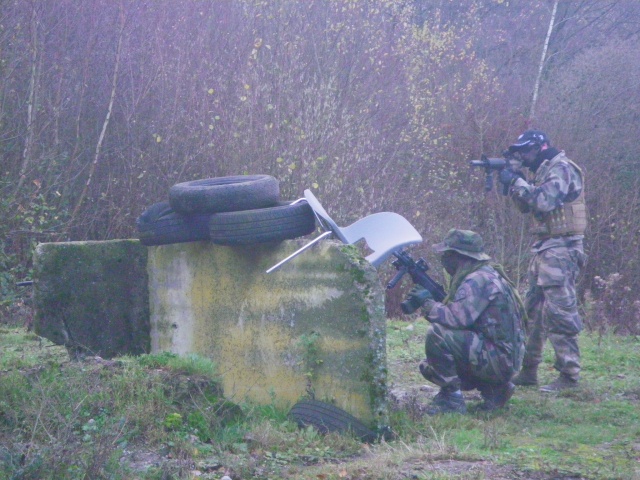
[[432, 229, 490, 261], [508, 130, 550, 153]]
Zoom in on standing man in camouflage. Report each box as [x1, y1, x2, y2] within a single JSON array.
[[498, 130, 587, 392], [402, 229, 526, 414]]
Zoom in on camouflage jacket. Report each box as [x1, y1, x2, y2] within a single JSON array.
[[423, 264, 525, 358], [511, 150, 585, 250]]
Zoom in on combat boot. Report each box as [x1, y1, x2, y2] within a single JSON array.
[[539, 374, 578, 392], [477, 382, 515, 412], [512, 366, 538, 386], [425, 388, 466, 415]]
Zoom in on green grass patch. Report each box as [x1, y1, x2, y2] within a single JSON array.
[[385, 318, 640, 479], [0, 327, 68, 370], [2, 323, 640, 479]]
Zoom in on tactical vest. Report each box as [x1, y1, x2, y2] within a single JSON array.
[[529, 154, 588, 238]]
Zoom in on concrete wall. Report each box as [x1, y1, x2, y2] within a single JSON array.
[[148, 240, 388, 427], [33, 240, 150, 358], [33, 238, 388, 429]]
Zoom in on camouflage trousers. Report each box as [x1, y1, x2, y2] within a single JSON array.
[[521, 241, 586, 380], [420, 323, 517, 391]]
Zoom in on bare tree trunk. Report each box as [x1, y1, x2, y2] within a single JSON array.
[[530, 0, 558, 121], [60, 28, 97, 208], [15, 4, 41, 193], [69, 4, 125, 226]]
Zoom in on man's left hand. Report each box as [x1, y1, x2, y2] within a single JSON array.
[[401, 286, 433, 314], [498, 169, 523, 187]]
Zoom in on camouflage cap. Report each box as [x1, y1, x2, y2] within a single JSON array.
[[432, 229, 490, 261]]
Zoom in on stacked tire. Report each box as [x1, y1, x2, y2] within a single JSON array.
[[136, 175, 316, 246]]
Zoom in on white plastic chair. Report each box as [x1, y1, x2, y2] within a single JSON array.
[[267, 189, 422, 272]]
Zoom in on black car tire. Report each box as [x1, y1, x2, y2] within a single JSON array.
[[169, 175, 279, 214], [288, 399, 377, 443], [208, 200, 316, 245], [136, 201, 210, 246]]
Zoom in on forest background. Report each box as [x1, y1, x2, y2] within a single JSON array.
[[1, 0, 639, 330]]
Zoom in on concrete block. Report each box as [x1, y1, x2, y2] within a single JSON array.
[[33, 239, 150, 357], [148, 239, 388, 428]]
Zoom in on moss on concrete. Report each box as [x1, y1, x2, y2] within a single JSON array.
[[31, 237, 390, 432], [33, 239, 149, 358], [148, 239, 388, 430]]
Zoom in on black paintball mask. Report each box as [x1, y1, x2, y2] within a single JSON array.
[[508, 130, 550, 171]]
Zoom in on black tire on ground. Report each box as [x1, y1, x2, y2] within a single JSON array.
[[169, 175, 280, 214], [208, 200, 316, 245], [136, 201, 211, 246], [288, 399, 378, 443]]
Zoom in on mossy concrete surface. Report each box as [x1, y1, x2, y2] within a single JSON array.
[[148, 239, 388, 429], [33, 239, 150, 358]]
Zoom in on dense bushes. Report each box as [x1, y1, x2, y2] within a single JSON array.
[[0, 0, 638, 329]]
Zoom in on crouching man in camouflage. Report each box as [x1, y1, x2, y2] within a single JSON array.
[[402, 229, 526, 415]]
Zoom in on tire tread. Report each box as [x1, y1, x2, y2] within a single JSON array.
[[288, 399, 377, 443]]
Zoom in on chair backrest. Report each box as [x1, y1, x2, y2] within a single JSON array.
[[304, 190, 422, 267]]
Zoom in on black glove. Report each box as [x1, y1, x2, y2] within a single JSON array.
[[400, 286, 434, 314], [498, 169, 523, 187]]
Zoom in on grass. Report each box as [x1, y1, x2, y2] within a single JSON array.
[[1, 321, 640, 479], [385, 318, 640, 479]]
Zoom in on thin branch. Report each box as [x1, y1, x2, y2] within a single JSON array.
[[69, 2, 125, 226], [530, 0, 558, 121]]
